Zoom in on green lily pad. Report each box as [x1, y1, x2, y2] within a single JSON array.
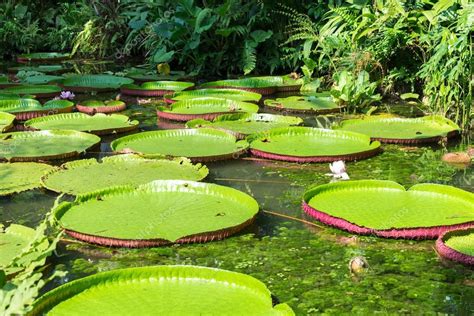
[[0, 99, 74, 120], [126, 70, 187, 82], [32, 265, 294, 315], [168, 88, 262, 103], [303, 180, 474, 238], [157, 97, 259, 121], [443, 229, 474, 257], [187, 113, 303, 139], [17, 52, 70, 63], [248, 127, 381, 162], [264, 95, 339, 113], [62, 75, 134, 92], [335, 115, 460, 143], [0, 112, 15, 132], [54, 180, 259, 246], [8, 65, 66, 74], [111, 128, 248, 161], [1, 84, 62, 98], [0, 162, 54, 195], [0, 130, 100, 162], [20, 75, 64, 85], [42, 155, 209, 195], [121, 81, 194, 96], [0, 224, 49, 275], [76, 100, 126, 114], [25, 113, 139, 135]]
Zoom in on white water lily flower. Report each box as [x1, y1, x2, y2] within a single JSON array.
[[327, 160, 350, 180]]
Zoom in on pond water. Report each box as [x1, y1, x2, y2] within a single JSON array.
[[1, 61, 473, 315]]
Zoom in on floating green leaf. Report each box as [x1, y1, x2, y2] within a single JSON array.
[[54, 180, 259, 246], [0, 99, 73, 120], [264, 95, 339, 113], [169, 88, 262, 103], [32, 266, 294, 315], [42, 155, 208, 195], [157, 97, 259, 121], [62, 75, 134, 92], [8, 65, 66, 74], [444, 229, 474, 257], [111, 128, 248, 161], [0, 130, 100, 161], [303, 180, 474, 238], [335, 115, 460, 143], [248, 127, 380, 162], [0, 112, 15, 132], [121, 81, 194, 94], [187, 113, 303, 138], [20, 75, 63, 85], [0, 224, 49, 276], [0, 162, 54, 196], [1, 85, 62, 98], [25, 113, 138, 135], [76, 100, 126, 114]]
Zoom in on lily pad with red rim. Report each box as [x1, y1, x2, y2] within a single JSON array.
[[335, 115, 460, 144], [248, 127, 381, 162], [31, 265, 294, 315], [0, 130, 100, 162], [121, 81, 195, 97], [111, 128, 248, 162], [157, 97, 259, 122], [7, 65, 67, 74], [264, 95, 339, 114], [54, 180, 259, 247], [436, 228, 474, 266], [166, 88, 262, 103], [186, 113, 303, 139], [41, 154, 209, 195], [0, 99, 74, 120], [76, 100, 126, 114], [62, 75, 134, 92], [303, 180, 474, 239]]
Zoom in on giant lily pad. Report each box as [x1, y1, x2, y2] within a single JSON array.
[[303, 180, 474, 239], [248, 127, 381, 162], [264, 95, 339, 114], [8, 65, 67, 74], [17, 52, 70, 63], [121, 81, 194, 97], [76, 100, 126, 114], [157, 97, 259, 121], [1, 84, 62, 98], [126, 70, 188, 82], [0, 224, 49, 275], [54, 180, 259, 247], [0, 162, 54, 195], [0, 99, 74, 120], [0, 112, 15, 132], [0, 130, 100, 162], [20, 75, 64, 85], [187, 113, 303, 139], [32, 265, 294, 315], [42, 155, 208, 195], [165, 88, 262, 103], [62, 75, 134, 92], [25, 113, 139, 135], [335, 115, 460, 144], [200, 76, 303, 95], [436, 228, 474, 266], [111, 129, 248, 162]]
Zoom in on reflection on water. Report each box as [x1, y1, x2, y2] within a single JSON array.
[[1, 62, 473, 314]]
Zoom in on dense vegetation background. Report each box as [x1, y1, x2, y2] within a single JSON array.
[[0, 0, 472, 128]]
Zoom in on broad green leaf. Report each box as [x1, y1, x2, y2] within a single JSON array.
[[32, 266, 294, 315], [0, 162, 53, 196], [42, 155, 208, 195]]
